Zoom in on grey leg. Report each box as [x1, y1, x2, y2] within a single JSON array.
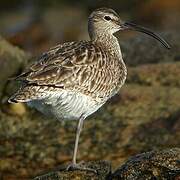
[[66, 116, 96, 173], [72, 116, 85, 165]]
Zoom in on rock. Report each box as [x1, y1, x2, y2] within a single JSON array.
[[112, 148, 180, 180], [126, 62, 180, 86], [8, 103, 26, 116], [33, 161, 111, 180], [33, 148, 180, 179], [120, 30, 180, 66], [0, 36, 29, 100]]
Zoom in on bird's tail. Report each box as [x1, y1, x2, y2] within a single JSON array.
[[8, 85, 44, 103]]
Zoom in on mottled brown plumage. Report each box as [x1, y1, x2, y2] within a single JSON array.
[[11, 39, 126, 101], [8, 7, 170, 171]]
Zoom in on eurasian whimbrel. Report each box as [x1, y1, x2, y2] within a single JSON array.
[[8, 8, 170, 171]]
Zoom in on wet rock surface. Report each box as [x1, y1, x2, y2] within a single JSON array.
[[0, 32, 179, 180]]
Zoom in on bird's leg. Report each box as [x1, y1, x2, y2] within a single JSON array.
[[66, 115, 84, 171], [66, 116, 96, 173], [73, 115, 84, 165]]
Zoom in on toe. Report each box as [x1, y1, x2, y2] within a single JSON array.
[[66, 163, 97, 173]]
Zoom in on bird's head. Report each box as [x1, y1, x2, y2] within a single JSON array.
[[88, 7, 171, 49], [88, 8, 123, 35]]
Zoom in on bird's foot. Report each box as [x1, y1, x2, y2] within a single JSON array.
[[66, 162, 97, 173]]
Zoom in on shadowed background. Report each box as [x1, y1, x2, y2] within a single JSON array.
[[0, 0, 180, 179]]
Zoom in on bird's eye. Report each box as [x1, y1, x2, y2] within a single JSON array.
[[104, 16, 111, 21]]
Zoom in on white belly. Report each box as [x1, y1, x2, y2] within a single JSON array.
[[27, 90, 105, 121]]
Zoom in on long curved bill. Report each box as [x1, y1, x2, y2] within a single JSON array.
[[122, 22, 171, 49]]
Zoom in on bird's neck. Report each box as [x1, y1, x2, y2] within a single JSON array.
[[91, 32, 123, 59]]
